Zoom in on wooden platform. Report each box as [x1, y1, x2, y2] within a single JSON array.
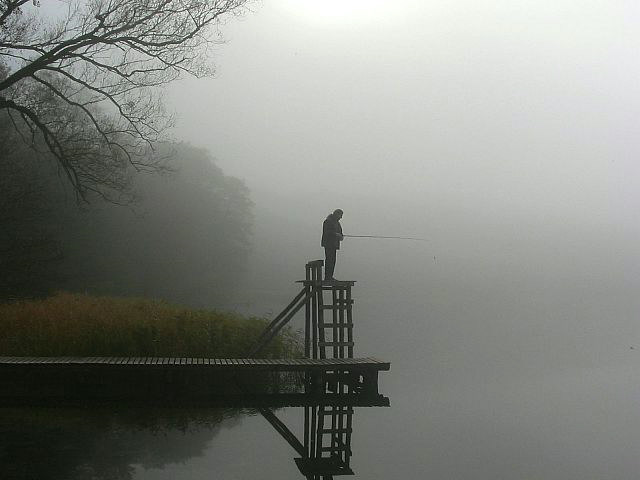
[[0, 356, 389, 404], [0, 356, 388, 370]]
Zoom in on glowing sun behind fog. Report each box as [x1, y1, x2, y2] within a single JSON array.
[[276, 0, 407, 27]]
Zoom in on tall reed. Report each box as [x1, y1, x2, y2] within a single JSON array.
[[0, 292, 300, 358]]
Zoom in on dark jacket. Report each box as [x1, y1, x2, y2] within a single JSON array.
[[321, 214, 343, 250]]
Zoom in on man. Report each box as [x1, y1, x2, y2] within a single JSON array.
[[321, 209, 344, 282]]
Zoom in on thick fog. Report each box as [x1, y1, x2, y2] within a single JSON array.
[[164, 2, 640, 479], [4, 1, 638, 479]]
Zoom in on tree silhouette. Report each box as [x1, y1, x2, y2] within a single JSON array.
[[0, 0, 246, 201]]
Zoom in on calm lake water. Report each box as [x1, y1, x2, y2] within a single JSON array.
[[2, 223, 640, 479]]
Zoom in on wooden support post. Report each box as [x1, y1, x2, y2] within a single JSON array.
[[331, 404, 338, 453], [304, 405, 310, 457], [310, 405, 317, 460], [311, 269, 318, 360], [346, 285, 354, 359], [315, 405, 324, 458], [344, 405, 353, 465], [304, 266, 311, 358], [317, 279, 325, 360], [331, 288, 339, 358], [338, 287, 345, 359]]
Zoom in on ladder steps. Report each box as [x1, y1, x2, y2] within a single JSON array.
[[320, 427, 352, 434], [319, 446, 352, 453], [318, 341, 354, 347], [319, 323, 353, 329], [320, 305, 353, 310]]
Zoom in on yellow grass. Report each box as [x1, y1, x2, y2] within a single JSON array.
[[0, 292, 300, 358]]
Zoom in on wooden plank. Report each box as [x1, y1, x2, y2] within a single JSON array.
[[0, 356, 389, 371]]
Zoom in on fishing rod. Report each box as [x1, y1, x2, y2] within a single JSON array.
[[343, 234, 428, 242]]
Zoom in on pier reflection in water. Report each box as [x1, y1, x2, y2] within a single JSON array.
[[251, 366, 389, 479], [0, 261, 390, 479], [0, 392, 389, 480]]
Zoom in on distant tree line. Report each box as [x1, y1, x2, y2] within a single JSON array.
[[0, 119, 253, 305]]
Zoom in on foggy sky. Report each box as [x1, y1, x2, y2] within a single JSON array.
[[168, 0, 639, 239], [34, 2, 640, 479], [164, 4, 640, 479]]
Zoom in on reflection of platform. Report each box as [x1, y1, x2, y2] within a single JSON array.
[[296, 279, 357, 288], [295, 456, 354, 476]]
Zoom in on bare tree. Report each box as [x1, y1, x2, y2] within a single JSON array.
[[0, 0, 247, 201]]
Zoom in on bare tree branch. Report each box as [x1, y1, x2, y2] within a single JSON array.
[[0, 0, 248, 201]]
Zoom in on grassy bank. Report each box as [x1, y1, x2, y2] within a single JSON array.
[[0, 292, 300, 358]]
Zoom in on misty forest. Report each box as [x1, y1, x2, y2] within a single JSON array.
[[1, 1, 640, 480]]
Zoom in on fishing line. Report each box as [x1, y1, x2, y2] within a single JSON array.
[[343, 235, 428, 242]]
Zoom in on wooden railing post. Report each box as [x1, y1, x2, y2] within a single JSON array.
[[304, 264, 311, 358]]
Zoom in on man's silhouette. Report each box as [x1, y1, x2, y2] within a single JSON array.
[[321, 209, 344, 282]]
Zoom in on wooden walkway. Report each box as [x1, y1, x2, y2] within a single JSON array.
[[0, 261, 391, 408], [0, 356, 388, 370], [0, 356, 389, 402]]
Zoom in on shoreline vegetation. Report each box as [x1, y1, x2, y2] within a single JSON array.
[[0, 292, 300, 358]]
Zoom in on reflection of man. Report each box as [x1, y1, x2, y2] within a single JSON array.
[[321, 209, 344, 282]]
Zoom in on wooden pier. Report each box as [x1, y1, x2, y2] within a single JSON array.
[[0, 261, 390, 478], [0, 260, 390, 408]]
